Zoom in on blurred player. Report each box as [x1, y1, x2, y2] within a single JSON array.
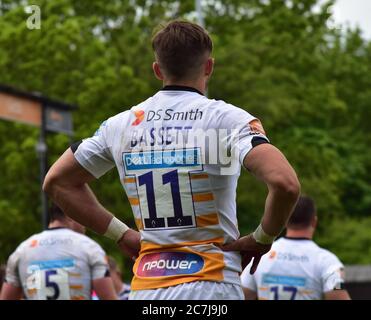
[[108, 256, 131, 300], [43, 20, 300, 300], [0, 205, 117, 300], [241, 196, 351, 300]]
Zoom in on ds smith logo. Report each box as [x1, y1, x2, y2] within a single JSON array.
[[131, 108, 203, 126], [132, 108, 145, 126], [269, 250, 277, 259], [30, 239, 38, 248]]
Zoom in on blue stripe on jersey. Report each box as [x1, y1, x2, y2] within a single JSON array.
[[123, 148, 200, 171], [29, 259, 75, 270], [262, 274, 306, 286]]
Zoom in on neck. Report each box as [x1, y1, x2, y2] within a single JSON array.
[[48, 220, 68, 229], [286, 228, 314, 239], [163, 78, 206, 95]]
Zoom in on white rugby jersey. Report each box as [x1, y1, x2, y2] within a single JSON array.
[[5, 228, 109, 300], [73, 86, 269, 290], [241, 237, 345, 300]]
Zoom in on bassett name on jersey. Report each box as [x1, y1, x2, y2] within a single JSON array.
[[131, 126, 192, 147]]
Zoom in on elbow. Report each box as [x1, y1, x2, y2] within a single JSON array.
[[42, 170, 58, 197], [271, 173, 301, 202]]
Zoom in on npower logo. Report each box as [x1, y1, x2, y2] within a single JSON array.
[[137, 252, 204, 277], [131, 108, 145, 126]]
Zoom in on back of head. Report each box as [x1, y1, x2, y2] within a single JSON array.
[[152, 20, 213, 81], [287, 196, 316, 230], [48, 203, 66, 224]]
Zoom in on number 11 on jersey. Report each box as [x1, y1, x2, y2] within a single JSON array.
[[123, 148, 203, 231]]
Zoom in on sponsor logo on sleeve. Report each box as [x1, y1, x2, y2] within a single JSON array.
[[248, 119, 266, 135]]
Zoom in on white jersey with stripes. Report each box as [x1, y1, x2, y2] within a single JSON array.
[[74, 86, 269, 290], [5, 228, 109, 300], [241, 237, 345, 300]]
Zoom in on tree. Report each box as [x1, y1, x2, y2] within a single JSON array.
[[0, 0, 370, 276]]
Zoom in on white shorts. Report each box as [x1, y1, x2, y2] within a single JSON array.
[[129, 281, 244, 300]]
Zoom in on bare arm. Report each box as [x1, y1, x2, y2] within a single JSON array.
[[43, 148, 140, 258], [243, 287, 258, 300], [43, 148, 114, 234], [0, 283, 23, 300], [223, 144, 300, 272], [92, 277, 118, 300], [324, 290, 351, 300], [244, 143, 301, 237]]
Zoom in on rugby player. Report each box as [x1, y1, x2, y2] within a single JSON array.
[[0, 205, 117, 300], [43, 20, 300, 300], [241, 196, 351, 300]]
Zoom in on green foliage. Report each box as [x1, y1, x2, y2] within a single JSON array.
[[0, 0, 370, 279], [317, 217, 371, 264]]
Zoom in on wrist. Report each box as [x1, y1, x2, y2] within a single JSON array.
[[104, 217, 130, 242], [252, 224, 276, 245]]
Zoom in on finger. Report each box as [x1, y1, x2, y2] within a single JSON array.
[[221, 241, 241, 252], [121, 244, 138, 258], [250, 255, 262, 275]]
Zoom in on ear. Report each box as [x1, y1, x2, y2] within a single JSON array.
[[153, 62, 164, 81], [312, 215, 318, 229], [205, 57, 214, 77]]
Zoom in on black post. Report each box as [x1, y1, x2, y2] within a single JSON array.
[[36, 103, 48, 229]]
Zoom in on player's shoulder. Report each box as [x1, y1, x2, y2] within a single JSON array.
[[8, 231, 44, 258], [313, 244, 343, 269], [203, 98, 257, 127], [71, 232, 105, 252], [317, 245, 341, 261], [261, 238, 285, 260], [270, 237, 316, 256], [67, 229, 97, 243], [99, 97, 155, 129], [100, 109, 131, 128], [270, 237, 287, 249], [19, 231, 45, 249], [205, 98, 251, 114]]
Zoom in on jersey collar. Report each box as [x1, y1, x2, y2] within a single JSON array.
[[284, 236, 312, 241], [45, 227, 68, 231], [161, 85, 204, 96]]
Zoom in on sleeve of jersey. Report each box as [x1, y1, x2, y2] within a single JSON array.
[[222, 106, 270, 166], [88, 243, 109, 280], [73, 120, 115, 179], [320, 252, 345, 292], [5, 249, 22, 287], [240, 262, 257, 291]]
